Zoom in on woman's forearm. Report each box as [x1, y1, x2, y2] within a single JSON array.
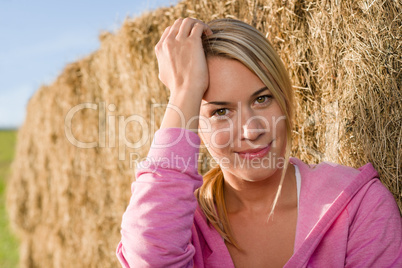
[[160, 91, 203, 132], [117, 128, 203, 267]]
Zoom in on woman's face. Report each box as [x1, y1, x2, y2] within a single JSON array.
[[199, 57, 287, 182]]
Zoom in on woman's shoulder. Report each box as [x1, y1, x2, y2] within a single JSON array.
[[290, 157, 401, 266], [290, 156, 383, 210], [290, 156, 376, 177], [290, 156, 378, 187]]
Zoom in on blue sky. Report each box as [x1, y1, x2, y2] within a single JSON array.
[[0, 0, 178, 128]]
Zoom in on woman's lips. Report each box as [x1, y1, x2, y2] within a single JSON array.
[[236, 142, 272, 159]]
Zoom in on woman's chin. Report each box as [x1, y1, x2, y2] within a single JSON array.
[[222, 166, 281, 183]]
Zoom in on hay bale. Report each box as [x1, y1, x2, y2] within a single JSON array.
[[7, 0, 401, 267]]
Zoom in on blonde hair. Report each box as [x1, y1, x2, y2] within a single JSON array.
[[196, 18, 294, 248]]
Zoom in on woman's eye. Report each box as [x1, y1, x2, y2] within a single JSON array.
[[256, 96, 266, 103], [254, 95, 272, 105], [213, 108, 229, 117]]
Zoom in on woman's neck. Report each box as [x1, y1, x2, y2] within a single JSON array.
[[222, 164, 296, 215]]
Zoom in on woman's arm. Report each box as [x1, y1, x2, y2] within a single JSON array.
[[116, 18, 212, 267], [156, 18, 212, 131], [345, 179, 402, 267], [116, 128, 203, 267]]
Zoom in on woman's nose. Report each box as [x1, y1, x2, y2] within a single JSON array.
[[240, 111, 266, 141]]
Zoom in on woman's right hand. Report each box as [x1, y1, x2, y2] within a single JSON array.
[[155, 18, 212, 99], [155, 18, 213, 131]]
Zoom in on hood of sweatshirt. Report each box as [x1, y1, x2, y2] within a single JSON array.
[[286, 157, 380, 266]]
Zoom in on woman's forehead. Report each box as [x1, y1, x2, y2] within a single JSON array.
[[203, 57, 266, 102]]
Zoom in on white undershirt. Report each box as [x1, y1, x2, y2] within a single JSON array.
[[294, 164, 301, 212]]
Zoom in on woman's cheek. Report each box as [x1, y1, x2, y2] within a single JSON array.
[[199, 117, 235, 155], [209, 123, 234, 152]]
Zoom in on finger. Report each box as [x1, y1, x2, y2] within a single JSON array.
[[158, 26, 171, 44], [190, 22, 213, 38], [177, 18, 201, 39], [155, 26, 171, 54], [204, 24, 213, 36], [196, 20, 213, 36], [204, 24, 214, 36], [167, 18, 183, 39]]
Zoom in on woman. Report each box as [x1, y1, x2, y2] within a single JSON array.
[[116, 18, 402, 267]]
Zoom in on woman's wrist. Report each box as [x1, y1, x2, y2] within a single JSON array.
[[160, 90, 203, 132]]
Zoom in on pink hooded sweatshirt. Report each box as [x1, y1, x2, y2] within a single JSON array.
[[116, 128, 402, 267]]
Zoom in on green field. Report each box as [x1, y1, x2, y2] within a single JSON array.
[[0, 130, 19, 268]]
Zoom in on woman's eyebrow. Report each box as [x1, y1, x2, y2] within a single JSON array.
[[202, 86, 269, 106], [202, 101, 231, 106], [250, 86, 269, 98]]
